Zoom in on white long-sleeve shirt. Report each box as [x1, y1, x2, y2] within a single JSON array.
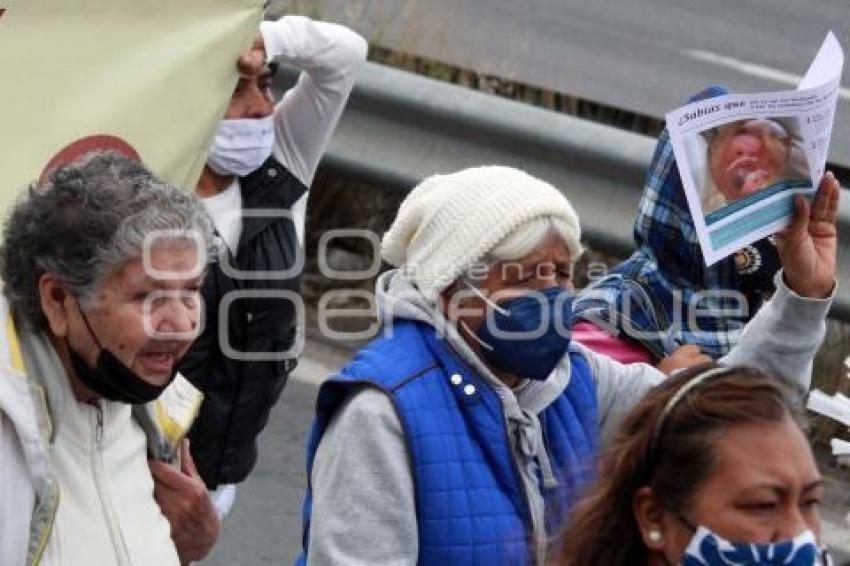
[[203, 16, 367, 252]]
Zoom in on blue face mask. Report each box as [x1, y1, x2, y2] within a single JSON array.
[[680, 525, 830, 566], [463, 285, 573, 381]]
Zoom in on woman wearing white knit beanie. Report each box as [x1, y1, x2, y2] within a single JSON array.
[[297, 165, 837, 566], [380, 165, 582, 301]]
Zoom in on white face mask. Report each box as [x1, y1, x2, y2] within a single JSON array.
[[679, 525, 830, 566], [207, 116, 275, 177]]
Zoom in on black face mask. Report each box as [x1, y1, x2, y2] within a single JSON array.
[[67, 306, 177, 405]]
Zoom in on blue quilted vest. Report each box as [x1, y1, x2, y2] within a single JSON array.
[[297, 320, 598, 565]]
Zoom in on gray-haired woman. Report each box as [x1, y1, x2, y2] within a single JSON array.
[[0, 152, 219, 565]]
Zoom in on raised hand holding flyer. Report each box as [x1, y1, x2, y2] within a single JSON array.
[[666, 32, 844, 265]]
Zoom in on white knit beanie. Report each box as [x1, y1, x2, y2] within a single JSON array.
[[381, 165, 582, 301]]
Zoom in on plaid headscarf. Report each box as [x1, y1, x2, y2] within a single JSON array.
[[573, 86, 769, 360]]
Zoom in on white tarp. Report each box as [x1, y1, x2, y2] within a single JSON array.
[[0, 0, 265, 212]]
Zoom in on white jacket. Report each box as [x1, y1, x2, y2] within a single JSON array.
[[0, 296, 201, 566]]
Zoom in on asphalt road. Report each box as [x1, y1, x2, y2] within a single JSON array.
[[271, 0, 850, 166], [201, 339, 350, 566], [203, 334, 850, 565]]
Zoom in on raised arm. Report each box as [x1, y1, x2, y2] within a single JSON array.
[[261, 15, 368, 187], [590, 172, 839, 437], [720, 172, 839, 389]]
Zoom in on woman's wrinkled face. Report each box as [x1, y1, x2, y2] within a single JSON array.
[[659, 417, 823, 562], [709, 119, 790, 202], [66, 241, 204, 386]]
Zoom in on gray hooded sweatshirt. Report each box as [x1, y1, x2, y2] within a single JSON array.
[[305, 269, 830, 566]]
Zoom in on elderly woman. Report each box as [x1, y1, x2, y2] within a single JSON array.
[[558, 365, 831, 565], [297, 165, 837, 565], [0, 152, 218, 565]]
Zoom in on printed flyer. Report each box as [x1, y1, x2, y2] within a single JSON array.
[[666, 32, 844, 265]]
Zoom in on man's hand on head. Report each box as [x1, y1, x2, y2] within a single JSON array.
[[237, 36, 267, 78]]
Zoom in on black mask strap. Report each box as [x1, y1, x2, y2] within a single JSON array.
[[77, 303, 106, 351]]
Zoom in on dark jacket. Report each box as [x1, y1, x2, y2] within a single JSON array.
[[182, 156, 307, 488]]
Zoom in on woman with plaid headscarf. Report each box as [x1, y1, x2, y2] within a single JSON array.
[[573, 87, 790, 373]]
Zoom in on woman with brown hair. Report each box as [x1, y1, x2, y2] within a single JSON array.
[[557, 364, 832, 566]]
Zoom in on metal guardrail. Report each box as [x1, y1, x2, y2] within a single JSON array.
[[278, 62, 850, 320]]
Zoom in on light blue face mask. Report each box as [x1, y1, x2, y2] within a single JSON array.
[[679, 525, 831, 566], [207, 115, 275, 177], [462, 284, 573, 381]]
